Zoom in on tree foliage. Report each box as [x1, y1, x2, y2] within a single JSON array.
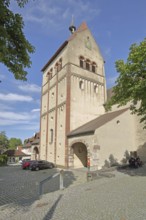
[[105, 38, 146, 128], [8, 137, 22, 149], [0, 154, 7, 165], [0, 0, 35, 80], [0, 131, 22, 153], [0, 131, 9, 153]]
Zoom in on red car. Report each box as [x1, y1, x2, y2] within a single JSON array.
[[22, 160, 36, 170]]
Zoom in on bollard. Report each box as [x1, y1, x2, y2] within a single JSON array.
[[87, 171, 92, 181], [60, 170, 64, 190]]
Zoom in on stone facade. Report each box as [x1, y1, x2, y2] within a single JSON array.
[[40, 22, 146, 169], [23, 132, 40, 160], [40, 22, 106, 167]]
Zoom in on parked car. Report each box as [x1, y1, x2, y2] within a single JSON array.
[[22, 158, 31, 164], [22, 160, 36, 170], [19, 158, 30, 165], [30, 160, 54, 171]]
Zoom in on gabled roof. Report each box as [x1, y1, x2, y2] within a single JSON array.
[[3, 149, 27, 157], [23, 132, 40, 148], [67, 108, 129, 138], [41, 22, 88, 72]]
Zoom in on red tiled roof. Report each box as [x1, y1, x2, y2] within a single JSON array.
[[3, 149, 27, 157], [23, 143, 31, 148]]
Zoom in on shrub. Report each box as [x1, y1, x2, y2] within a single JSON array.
[[109, 154, 119, 166], [0, 155, 8, 166]]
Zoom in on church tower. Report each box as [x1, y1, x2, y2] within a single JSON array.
[[39, 22, 107, 168]]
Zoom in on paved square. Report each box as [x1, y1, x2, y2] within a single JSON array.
[[1, 165, 146, 220]]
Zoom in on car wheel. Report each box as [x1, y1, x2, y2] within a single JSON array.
[[35, 167, 39, 171], [49, 164, 53, 169]]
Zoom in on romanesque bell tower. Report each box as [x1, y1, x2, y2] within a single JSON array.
[[40, 22, 106, 168]]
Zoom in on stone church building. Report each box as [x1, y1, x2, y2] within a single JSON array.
[[39, 22, 146, 169]]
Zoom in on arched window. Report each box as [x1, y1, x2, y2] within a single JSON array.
[[79, 56, 85, 68], [79, 80, 84, 90], [55, 58, 62, 73], [92, 62, 97, 73], [86, 59, 91, 71], [55, 63, 58, 74], [58, 58, 62, 71], [47, 68, 53, 80]]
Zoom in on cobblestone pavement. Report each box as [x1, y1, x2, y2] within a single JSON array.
[[0, 165, 87, 219], [1, 165, 146, 219]]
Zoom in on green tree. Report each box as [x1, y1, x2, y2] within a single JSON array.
[[0, 131, 9, 154], [0, 0, 35, 80], [106, 38, 146, 128], [8, 137, 22, 149], [0, 154, 8, 166]]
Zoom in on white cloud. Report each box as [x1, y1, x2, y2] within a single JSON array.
[[18, 83, 41, 93], [18, 0, 101, 32], [0, 110, 40, 127], [0, 111, 37, 121], [0, 119, 29, 126], [0, 93, 33, 102], [31, 109, 40, 112]]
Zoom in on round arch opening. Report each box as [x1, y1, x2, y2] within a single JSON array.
[[72, 142, 87, 168], [33, 146, 39, 160]]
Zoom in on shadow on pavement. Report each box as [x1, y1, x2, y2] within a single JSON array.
[[42, 170, 77, 194], [117, 164, 146, 176], [43, 194, 63, 220], [0, 166, 77, 213]]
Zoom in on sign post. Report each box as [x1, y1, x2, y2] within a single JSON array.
[[87, 157, 92, 181]]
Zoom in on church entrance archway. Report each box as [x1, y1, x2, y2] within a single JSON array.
[[72, 142, 87, 168], [33, 146, 39, 160]]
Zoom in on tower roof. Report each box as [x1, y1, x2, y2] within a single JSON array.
[[68, 21, 88, 41], [41, 22, 88, 72]]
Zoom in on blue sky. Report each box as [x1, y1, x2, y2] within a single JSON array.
[[0, 0, 146, 142]]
